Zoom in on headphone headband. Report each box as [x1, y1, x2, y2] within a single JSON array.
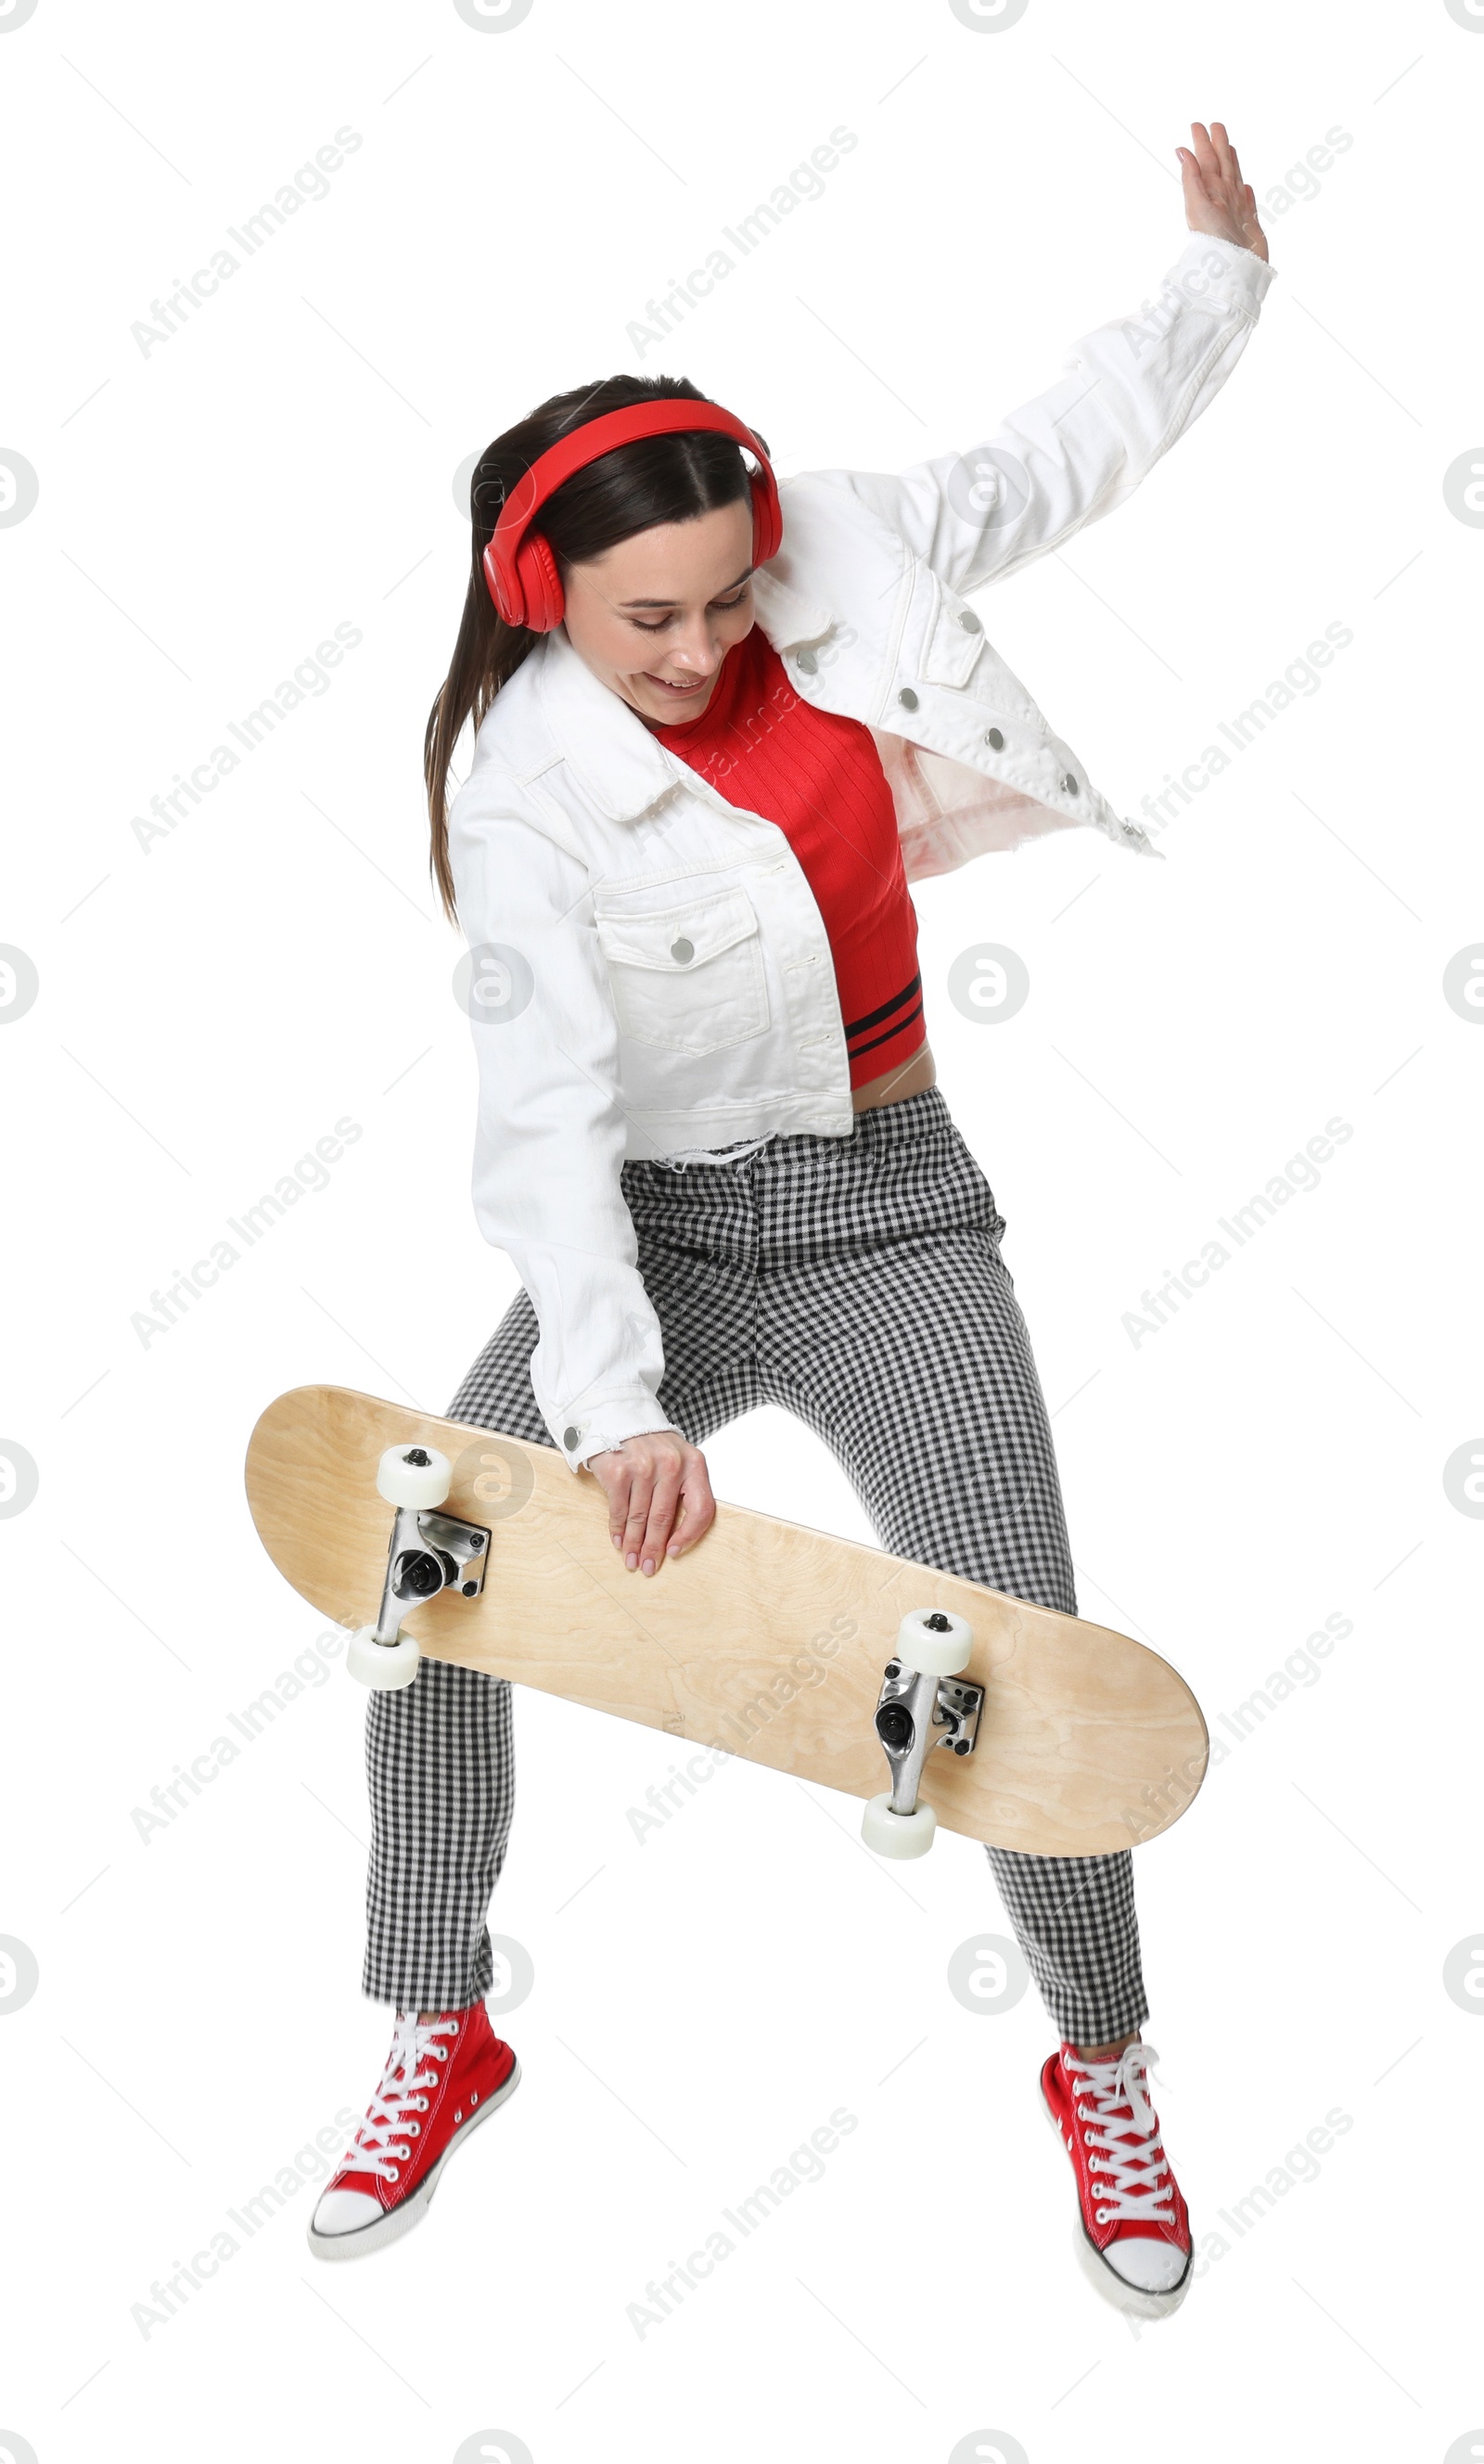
[[481, 399, 782, 634]]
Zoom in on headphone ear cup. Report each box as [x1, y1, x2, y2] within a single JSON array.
[[515, 530, 565, 633], [482, 528, 565, 632], [749, 468, 783, 567], [481, 535, 517, 624]]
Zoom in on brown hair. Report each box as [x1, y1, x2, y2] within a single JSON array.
[[425, 376, 765, 923]]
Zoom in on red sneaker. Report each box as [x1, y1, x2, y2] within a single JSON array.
[[308, 2002, 519, 2262], [1040, 2039, 1192, 2316]]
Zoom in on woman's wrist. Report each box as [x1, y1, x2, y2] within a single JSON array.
[[586, 1425, 682, 1464]]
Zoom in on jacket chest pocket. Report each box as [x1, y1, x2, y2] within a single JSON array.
[[594, 885, 771, 1056]]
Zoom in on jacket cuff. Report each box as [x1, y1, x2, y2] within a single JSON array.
[[550, 1392, 677, 1474], [1178, 227, 1279, 314]]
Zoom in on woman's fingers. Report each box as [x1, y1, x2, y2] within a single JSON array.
[[619, 1476, 653, 1567], [666, 1454, 717, 1560], [1198, 122, 1247, 216], [628, 1454, 682, 1575], [1178, 121, 1269, 261], [1183, 121, 1231, 201], [1196, 120, 1237, 184], [588, 1431, 714, 1574]]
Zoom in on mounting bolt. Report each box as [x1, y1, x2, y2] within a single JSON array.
[[876, 1702, 915, 1752]]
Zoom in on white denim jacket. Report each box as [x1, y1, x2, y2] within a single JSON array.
[[448, 232, 1278, 1471]]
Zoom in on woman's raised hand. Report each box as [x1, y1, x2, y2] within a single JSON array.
[[1176, 122, 1269, 263], [584, 1429, 716, 1576]]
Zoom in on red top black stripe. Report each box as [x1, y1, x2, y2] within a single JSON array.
[[846, 975, 924, 1062]]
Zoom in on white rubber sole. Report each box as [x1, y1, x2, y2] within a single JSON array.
[[307, 2059, 521, 2263], [1041, 2098, 1192, 2320]]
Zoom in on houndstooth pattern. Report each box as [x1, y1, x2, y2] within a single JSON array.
[[364, 1088, 1148, 2044]]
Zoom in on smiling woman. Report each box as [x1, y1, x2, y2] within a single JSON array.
[[303, 120, 1287, 2304]]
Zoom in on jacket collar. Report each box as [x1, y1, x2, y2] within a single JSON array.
[[531, 567, 837, 826]]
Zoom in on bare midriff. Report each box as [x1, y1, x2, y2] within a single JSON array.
[[851, 1041, 938, 1114]]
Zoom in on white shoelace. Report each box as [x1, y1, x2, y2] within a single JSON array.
[[1064, 2040, 1174, 2227], [340, 2011, 457, 2183]]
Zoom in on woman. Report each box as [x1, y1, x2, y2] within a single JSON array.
[[309, 124, 1274, 2316]]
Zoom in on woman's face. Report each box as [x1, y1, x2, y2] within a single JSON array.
[[560, 498, 757, 727]]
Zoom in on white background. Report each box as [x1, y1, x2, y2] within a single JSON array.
[[2, 1, 1480, 2458]]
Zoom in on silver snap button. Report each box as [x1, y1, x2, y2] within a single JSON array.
[[898, 687, 919, 711], [1061, 772, 1078, 794], [670, 936, 695, 964], [563, 1425, 580, 1448], [958, 610, 982, 634], [984, 727, 1004, 751], [795, 648, 818, 674]]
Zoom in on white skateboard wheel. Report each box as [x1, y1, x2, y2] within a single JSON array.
[[895, 1607, 972, 1678], [348, 1627, 420, 1689], [861, 1790, 937, 1860], [375, 1444, 451, 1511]]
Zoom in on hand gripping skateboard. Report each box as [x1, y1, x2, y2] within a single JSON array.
[[245, 1386, 1209, 1860]]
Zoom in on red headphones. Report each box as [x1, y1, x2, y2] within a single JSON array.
[[480, 399, 783, 634]]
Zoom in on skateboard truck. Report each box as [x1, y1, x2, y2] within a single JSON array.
[[862, 1610, 982, 1861], [346, 1444, 491, 1691]]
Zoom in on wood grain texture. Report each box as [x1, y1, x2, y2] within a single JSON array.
[[245, 1385, 1208, 1855]]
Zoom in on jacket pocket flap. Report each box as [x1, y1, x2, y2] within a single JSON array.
[[922, 588, 988, 689], [594, 887, 761, 972]]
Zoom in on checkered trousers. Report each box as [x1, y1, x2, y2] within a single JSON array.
[[364, 1087, 1148, 2047]]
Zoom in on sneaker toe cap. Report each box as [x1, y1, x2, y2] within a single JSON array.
[[312, 2188, 383, 2239], [1105, 2235, 1189, 2292]]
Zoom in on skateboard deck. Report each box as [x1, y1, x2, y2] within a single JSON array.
[[245, 1385, 1208, 1857]]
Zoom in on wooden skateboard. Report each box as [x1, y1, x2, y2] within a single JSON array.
[[245, 1385, 1208, 1859]]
